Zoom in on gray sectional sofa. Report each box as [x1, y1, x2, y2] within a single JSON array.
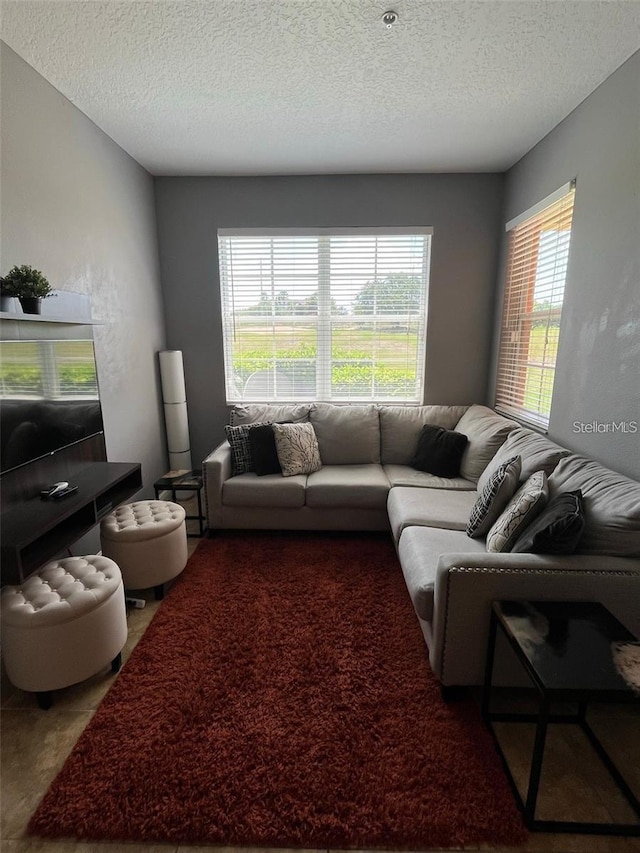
[[203, 402, 640, 687]]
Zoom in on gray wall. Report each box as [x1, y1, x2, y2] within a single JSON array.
[[155, 174, 504, 466], [0, 44, 168, 526], [493, 50, 640, 479]]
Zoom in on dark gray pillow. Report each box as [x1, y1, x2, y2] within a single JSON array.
[[511, 490, 585, 554], [409, 425, 468, 477]]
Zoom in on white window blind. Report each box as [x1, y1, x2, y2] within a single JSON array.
[[218, 227, 432, 404], [495, 182, 575, 429]]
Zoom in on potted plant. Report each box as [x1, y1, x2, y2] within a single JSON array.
[[0, 265, 55, 314], [0, 277, 17, 312]]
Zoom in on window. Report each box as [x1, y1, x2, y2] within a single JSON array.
[[218, 228, 432, 404], [495, 182, 575, 429]]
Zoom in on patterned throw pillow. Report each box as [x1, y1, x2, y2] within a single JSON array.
[[466, 456, 522, 538], [273, 423, 322, 477], [486, 471, 549, 552], [224, 422, 271, 476]]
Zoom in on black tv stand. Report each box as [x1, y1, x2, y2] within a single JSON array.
[[1, 461, 142, 586]]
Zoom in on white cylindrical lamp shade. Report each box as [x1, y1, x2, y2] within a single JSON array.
[[159, 350, 192, 473], [159, 350, 187, 404], [169, 450, 192, 471], [164, 402, 190, 453]]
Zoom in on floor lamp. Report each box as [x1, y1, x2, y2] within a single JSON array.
[[158, 350, 193, 473]]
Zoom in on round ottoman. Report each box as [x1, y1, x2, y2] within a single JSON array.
[[0, 555, 127, 709], [100, 500, 187, 599]]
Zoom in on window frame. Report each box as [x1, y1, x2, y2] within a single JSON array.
[[217, 226, 432, 405], [494, 181, 576, 431]]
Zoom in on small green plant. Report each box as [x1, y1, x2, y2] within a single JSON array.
[[0, 265, 54, 298]]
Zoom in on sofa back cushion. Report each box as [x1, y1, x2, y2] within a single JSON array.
[[477, 427, 570, 493], [548, 455, 640, 556], [230, 404, 312, 426], [455, 405, 518, 482], [379, 405, 468, 465], [309, 403, 380, 464]]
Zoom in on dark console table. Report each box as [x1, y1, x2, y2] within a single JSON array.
[[1, 461, 142, 586]]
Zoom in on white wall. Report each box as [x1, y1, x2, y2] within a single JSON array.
[[1, 43, 169, 500]]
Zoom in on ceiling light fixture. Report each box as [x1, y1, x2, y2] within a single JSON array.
[[381, 10, 398, 29]]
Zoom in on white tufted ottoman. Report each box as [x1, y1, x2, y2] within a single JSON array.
[[100, 500, 188, 599], [0, 556, 127, 709]]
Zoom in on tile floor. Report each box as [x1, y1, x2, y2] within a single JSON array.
[[2, 529, 639, 853]]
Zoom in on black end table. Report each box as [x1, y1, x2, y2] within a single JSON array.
[[483, 600, 640, 836], [153, 469, 205, 537]]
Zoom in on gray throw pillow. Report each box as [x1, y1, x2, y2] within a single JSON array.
[[486, 471, 549, 552], [466, 456, 522, 538], [273, 423, 322, 477]]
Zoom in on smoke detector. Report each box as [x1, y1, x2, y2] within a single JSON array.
[[381, 10, 399, 29]]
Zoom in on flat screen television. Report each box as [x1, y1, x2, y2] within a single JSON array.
[[0, 339, 105, 475]]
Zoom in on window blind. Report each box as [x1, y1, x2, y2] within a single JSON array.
[[218, 227, 432, 404], [0, 340, 99, 399], [495, 183, 575, 428]]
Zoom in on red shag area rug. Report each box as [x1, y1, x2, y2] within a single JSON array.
[[29, 532, 526, 849]]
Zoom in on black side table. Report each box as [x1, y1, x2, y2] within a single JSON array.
[[483, 600, 640, 836], [153, 469, 205, 537]]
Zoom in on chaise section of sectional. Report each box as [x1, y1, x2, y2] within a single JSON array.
[[428, 548, 640, 687], [393, 439, 640, 688], [388, 487, 478, 541]]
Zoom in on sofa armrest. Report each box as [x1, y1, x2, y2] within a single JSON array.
[[429, 551, 640, 686], [202, 441, 232, 529]]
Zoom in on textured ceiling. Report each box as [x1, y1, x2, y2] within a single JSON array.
[[1, 1, 639, 175]]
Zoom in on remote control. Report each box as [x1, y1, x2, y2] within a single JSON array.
[[51, 485, 79, 499], [40, 481, 69, 498]]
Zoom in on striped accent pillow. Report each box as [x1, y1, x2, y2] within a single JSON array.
[[466, 456, 521, 538]]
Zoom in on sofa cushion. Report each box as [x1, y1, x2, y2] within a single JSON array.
[[466, 456, 522, 538], [398, 526, 486, 622], [548, 455, 640, 556], [224, 422, 271, 475], [512, 490, 585, 554], [223, 473, 307, 508], [309, 403, 380, 464], [486, 471, 549, 553], [387, 486, 479, 541], [455, 405, 518, 482], [230, 404, 312, 426], [273, 423, 322, 476], [379, 405, 468, 465], [306, 465, 390, 509], [477, 427, 570, 493], [383, 465, 476, 490], [409, 425, 468, 477]]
